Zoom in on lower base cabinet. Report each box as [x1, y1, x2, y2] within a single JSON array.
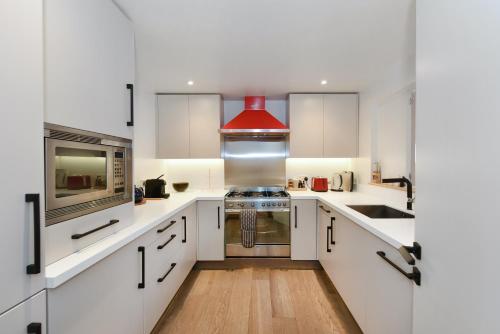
[[48, 203, 198, 334], [0, 290, 46, 334], [323, 207, 413, 334], [197, 201, 224, 260]]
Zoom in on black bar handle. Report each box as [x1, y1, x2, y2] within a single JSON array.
[[71, 219, 119, 240], [377, 251, 421, 286], [327, 226, 332, 253], [330, 217, 336, 245], [182, 216, 187, 243], [157, 263, 176, 283], [27, 322, 42, 334], [157, 234, 176, 250], [294, 205, 298, 229], [138, 246, 145, 289], [319, 205, 331, 214], [217, 206, 220, 229], [25, 194, 41, 275], [157, 220, 176, 234], [126, 83, 134, 126]]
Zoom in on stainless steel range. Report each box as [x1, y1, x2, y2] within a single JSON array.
[[224, 186, 291, 257]]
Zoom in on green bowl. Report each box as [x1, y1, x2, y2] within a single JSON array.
[[172, 182, 189, 192]]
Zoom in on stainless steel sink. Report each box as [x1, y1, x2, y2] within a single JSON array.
[[347, 205, 415, 219]]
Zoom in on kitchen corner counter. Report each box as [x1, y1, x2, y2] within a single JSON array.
[[45, 190, 226, 289], [289, 190, 415, 249]]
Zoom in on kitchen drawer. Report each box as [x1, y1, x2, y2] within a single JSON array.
[[144, 248, 183, 333], [45, 203, 135, 265], [140, 213, 183, 248]]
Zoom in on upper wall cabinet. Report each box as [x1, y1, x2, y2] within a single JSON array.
[[289, 94, 358, 158], [45, 0, 135, 139], [157, 94, 221, 159]]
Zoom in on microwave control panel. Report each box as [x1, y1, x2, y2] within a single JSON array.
[[113, 150, 126, 193]]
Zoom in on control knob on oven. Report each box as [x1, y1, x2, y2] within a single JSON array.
[[251, 203, 255, 207], [266, 203, 271, 207], [238, 203, 244, 208], [272, 202, 276, 207], [278, 202, 282, 207]]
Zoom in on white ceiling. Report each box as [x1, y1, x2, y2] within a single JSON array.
[[115, 0, 415, 97]]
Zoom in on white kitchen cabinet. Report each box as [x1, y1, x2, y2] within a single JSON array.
[[45, 0, 135, 139], [189, 95, 222, 158], [291, 200, 317, 260], [180, 203, 198, 272], [330, 208, 413, 334], [197, 201, 224, 260], [0, 290, 46, 334], [289, 93, 358, 158], [157, 95, 190, 158], [317, 203, 335, 277], [323, 94, 358, 157], [157, 94, 221, 159], [0, 0, 45, 315], [289, 94, 324, 157], [48, 237, 144, 334]]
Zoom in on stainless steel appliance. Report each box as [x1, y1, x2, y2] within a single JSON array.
[[224, 186, 290, 257], [44, 123, 132, 225]]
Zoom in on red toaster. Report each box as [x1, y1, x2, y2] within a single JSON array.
[[311, 177, 329, 192]]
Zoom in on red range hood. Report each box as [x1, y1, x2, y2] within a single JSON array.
[[220, 96, 289, 135]]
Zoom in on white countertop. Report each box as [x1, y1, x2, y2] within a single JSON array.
[[46, 189, 414, 288], [288, 190, 415, 249]]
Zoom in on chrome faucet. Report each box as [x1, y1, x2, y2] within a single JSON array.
[[382, 176, 414, 210]]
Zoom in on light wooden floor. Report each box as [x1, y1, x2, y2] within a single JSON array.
[[153, 267, 362, 334]]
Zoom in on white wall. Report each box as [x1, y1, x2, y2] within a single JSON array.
[[134, 158, 224, 191]]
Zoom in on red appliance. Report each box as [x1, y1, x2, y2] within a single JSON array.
[[220, 96, 289, 135], [311, 177, 329, 192]]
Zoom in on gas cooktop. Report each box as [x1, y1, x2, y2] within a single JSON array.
[[224, 187, 290, 210]]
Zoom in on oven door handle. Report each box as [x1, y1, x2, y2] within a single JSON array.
[[225, 208, 290, 213]]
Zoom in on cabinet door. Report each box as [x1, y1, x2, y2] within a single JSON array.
[[45, 0, 135, 139], [157, 95, 190, 158], [323, 94, 358, 157], [0, 0, 45, 315], [197, 201, 224, 260], [189, 95, 221, 158], [317, 203, 334, 276], [331, 211, 369, 332], [289, 94, 324, 157], [364, 235, 413, 334], [0, 290, 46, 334], [48, 239, 144, 334], [181, 203, 198, 269], [291, 200, 317, 260]]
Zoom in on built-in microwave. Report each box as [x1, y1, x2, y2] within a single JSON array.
[[44, 123, 132, 226]]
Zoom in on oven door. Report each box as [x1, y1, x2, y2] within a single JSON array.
[[225, 208, 291, 257], [45, 138, 114, 211]]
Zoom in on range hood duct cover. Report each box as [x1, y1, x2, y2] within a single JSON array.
[[220, 96, 289, 135]]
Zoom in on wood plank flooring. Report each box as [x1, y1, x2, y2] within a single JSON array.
[[153, 267, 362, 334]]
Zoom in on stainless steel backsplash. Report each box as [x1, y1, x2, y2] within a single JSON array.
[[223, 136, 286, 187]]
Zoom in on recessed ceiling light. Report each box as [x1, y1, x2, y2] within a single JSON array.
[[321, 80, 328, 85], [187, 80, 194, 86]]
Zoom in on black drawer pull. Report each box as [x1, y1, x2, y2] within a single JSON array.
[[71, 219, 119, 240], [217, 206, 220, 229], [27, 322, 42, 334], [25, 194, 41, 275], [182, 216, 187, 243], [138, 246, 145, 289], [327, 226, 332, 253], [294, 205, 298, 228], [377, 251, 421, 286], [157, 234, 176, 250], [157, 263, 176, 283], [157, 220, 176, 233], [126, 83, 134, 126], [319, 205, 331, 214], [330, 217, 336, 245]]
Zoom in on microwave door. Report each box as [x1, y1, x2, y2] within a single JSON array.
[[45, 139, 114, 211]]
